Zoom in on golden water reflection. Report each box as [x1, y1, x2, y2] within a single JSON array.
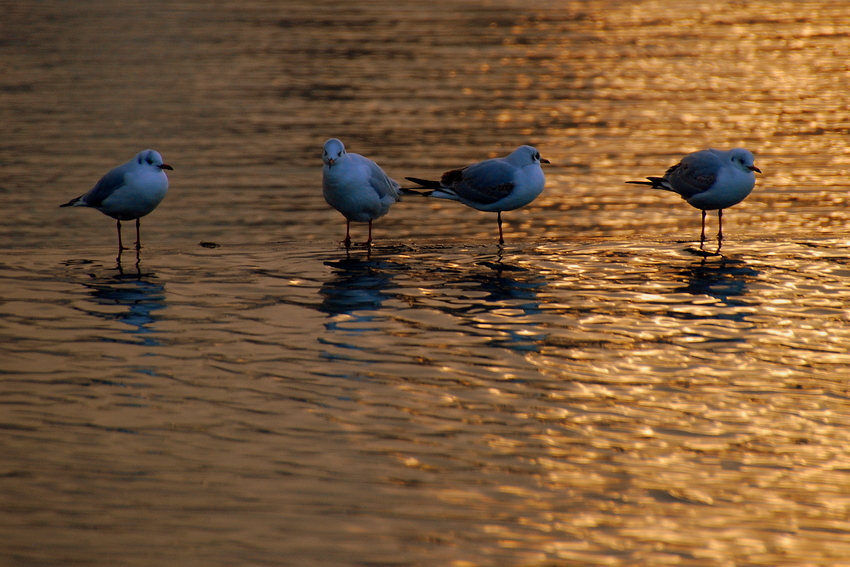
[[5, 236, 850, 565], [3, 0, 850, 565], [2, 1, 849, 249]]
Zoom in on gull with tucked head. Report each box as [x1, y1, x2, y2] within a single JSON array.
[[627, 147, 761, 253], [405, 145, 549, 244], [60, 149, 172, 255], [322, 138, 402, 248]]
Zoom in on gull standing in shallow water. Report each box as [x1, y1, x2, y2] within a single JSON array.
[[322, 138, 402, 248], [60, 149, 172, 255], [626, 147, 761, 253], [404, 145, 549, 244]]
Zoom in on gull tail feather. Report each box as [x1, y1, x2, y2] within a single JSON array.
[[625, 177, 673, 191], [400, 187, 433, 197], [402, 177, 440, 196], [59, 195, 84, 208], [404, 177, 441, 189]]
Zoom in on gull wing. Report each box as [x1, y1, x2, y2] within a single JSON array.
[[80, 164, 131, 207], [664, 150, 720, 199], [443, 158, 516, 205], [365, 157, 401, 200]]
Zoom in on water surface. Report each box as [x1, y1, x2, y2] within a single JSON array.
[[3, 1, 850, 566]]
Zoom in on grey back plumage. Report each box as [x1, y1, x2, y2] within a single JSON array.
[[661, 150, 722, 199], [75, 166, 129, 207], [60, 149, 171, 209], [444, 159, 517, 205], [365, 158, 402, 201]]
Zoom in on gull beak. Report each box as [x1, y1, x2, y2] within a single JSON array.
[[540, 158, 551, 164], [160, 164, 173, 170], [328, 159, 335, 167], [750, 165, 761, 173]]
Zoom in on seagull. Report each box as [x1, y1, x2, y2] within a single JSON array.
[[322, 138, 402, 248], [60, 149, 172, 254], [626, 148, 761, 253], [404, 145, 549, 244]]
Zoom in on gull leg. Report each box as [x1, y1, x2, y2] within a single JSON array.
[[497, 212, 504, 245], [366, 219, 373, 247], [699, 210, 707, 250], [342, 220, 352, 248], [715, 209, 724, 254], [115, 220, 125, 264], [116, 219, 127, 251], [135, 218, 142, 251]]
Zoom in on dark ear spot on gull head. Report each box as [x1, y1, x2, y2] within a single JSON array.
[[533, 149, 549, 164]]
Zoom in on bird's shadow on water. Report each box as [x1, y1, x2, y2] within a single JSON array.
[[454, 252, 548, 353], [69, 263, 167, 346], [672, 254, 760, 309], [316, 245, 548, 364], [315, 251, 409, 377], [318, 253, 408, 320], [318, 246, 546, 306], [463, 254, 544, 308]]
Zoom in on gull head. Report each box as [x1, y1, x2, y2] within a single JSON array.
[[728, 148, 761, 174], [323, 138, 346, 168], [507, 145, 550, 167], [135, 149, 173, 171]]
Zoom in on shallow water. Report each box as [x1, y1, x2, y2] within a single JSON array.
[[3, 1, 850, 566]]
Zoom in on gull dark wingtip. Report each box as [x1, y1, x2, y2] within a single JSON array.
[[400, 186, 434, 197], [59, 196, 82, 208], [404, 176, 441, 190]]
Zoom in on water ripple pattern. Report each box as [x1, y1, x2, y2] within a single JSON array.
[[3, 0, 850, 566], [4, 239, 850, 566]]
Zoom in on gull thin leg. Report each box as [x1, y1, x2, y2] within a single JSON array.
[[715, 209, 724, 254], [116, 219, 127, 251], [135, 218, 142, 251], [699, 210, 707, 250], [343, 219, 352, 248], [497, 212, 504, 245]]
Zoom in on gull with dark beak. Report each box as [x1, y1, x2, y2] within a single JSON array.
[[627, 147, 761, 253], [404, 145, 549, 244], [322, 138, 402, 248], [60, 149, 172, 255]]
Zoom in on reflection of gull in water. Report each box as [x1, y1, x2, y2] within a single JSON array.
[[318, 257, 405, 318], [84, 275, 167, 346], [470, 259, 543, 304], [317, 257, 406, 372], [675, 258, 759, 309], [316, 251, 547, 373], [436, 256, 547, 353]]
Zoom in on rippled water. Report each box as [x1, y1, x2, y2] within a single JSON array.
[[3, 1, 850, 566]]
